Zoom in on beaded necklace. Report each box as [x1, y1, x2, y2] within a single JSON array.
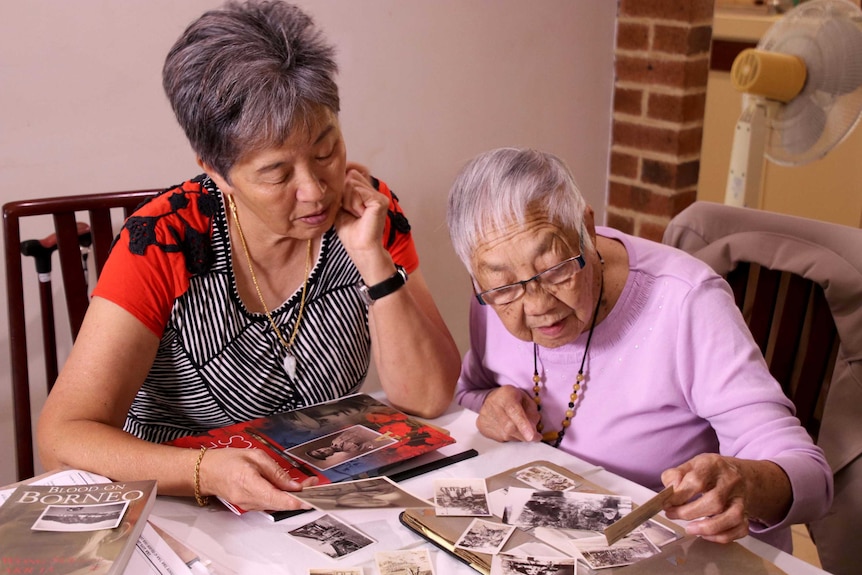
[[533, 264, 604, 448]]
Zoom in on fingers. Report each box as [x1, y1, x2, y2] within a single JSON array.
[[206, 448, 318, 512], [661, 454, 751, 543], [477, 387, 542, 443]]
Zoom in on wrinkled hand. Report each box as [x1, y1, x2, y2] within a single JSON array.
[[335, 162, 388, 255], [199, 448, 318, 512], [661, 453, 750, 543], [476, 386, 542, 443]]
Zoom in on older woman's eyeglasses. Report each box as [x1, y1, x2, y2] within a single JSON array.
[[475, 254, 586, 306]]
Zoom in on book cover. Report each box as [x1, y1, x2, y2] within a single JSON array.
[[166, 393, 455, 514], [0, 479, 157, 575]]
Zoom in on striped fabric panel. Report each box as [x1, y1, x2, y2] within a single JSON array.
[[125, 202, 370, 443]]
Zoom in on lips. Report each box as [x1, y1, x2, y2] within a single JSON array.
[[297, 207, 330, 226]]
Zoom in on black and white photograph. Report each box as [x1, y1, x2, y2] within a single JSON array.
[[292, 477, 430, 510], [636, 518, 681, 548], [308, 569, 363, 575], [433, 478, 491, 516], [287, 424, 397, 471], [33, 501, 128, 532], [375, 548, 435, 575], [286, 513, 375, 560], [504, 487, 632, 531], [513, 466, 580, 492], [454, 518, 517, 555], [574, 531, 661, 569], [490, 553, 575, 575]]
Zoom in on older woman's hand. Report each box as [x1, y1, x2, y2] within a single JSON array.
[[477, 385, 542, 443], [199, 447, 318, 512], [661, 453, 792, 544]]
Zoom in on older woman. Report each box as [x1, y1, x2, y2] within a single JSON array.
[[37, 0, 460, 512], [447, 147, 831, 551]]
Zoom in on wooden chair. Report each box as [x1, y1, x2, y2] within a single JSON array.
[[664, 201, 862, 575], [3, 190, 159, 481]]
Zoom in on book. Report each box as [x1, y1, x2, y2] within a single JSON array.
[[400, 460, 787, 575], [166, 393, 456, 514], [0, 478, 157, 575]]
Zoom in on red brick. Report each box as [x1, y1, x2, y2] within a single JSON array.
[[617, 22, 650, 51], [614, 87, 643, 116], [616, 55, 709, 90], [647, 92, 706, 123], [619, 0, 715, 23], [639, 219, 670, 242], [608, 181, 670, 216], [606, 210, 635, 235], [653, 24, 713, 56], [641, 159, 700, 189], [610, 151, 639, 179], [613, 121, 703, 156]]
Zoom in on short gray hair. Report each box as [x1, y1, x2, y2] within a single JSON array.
[[163, 0, 339, 179], [447, 148, 592, 274]]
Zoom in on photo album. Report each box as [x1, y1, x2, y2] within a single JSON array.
[[166, 393, 455, 514], [400, 461, 788, 575]]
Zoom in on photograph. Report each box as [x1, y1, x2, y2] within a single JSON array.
[[33, 502, 128, 532], [454, 518, 517, 555], [636, 518, 682, 548], [286, 514, 375, 560], [490, 553, 575, 575], [288, 424, 397, 471], [504, 487, 632, 531], [292, 477, 430, 510], [513, 466, 580, 492], [575, 531, 661, 569], [375, 548, 435, 575], [308, 569, 363, 575], [433, 478, 491, 517]]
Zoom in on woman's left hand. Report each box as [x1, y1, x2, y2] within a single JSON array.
[[660, 453, 792, 544]]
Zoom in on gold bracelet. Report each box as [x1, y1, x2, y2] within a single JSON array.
[[194, 446, 210, 507]]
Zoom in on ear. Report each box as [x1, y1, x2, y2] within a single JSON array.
[[197, 157, 233, 194], [582, 205, 597, 246]]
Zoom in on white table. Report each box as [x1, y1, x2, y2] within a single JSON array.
[[147, 404, 831, 575]]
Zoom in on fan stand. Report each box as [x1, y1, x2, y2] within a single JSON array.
[[724, 99, 769, 208]]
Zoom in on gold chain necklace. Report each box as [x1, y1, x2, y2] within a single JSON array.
[[533, 266, 604, 448], [226, 193, 312, 379]]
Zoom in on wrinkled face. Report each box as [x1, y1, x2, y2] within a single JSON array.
[[206, 106, 347, 241], [470, 212, 600, 348]]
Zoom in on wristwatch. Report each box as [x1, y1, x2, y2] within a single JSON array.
[[357, 265, 408, 305]]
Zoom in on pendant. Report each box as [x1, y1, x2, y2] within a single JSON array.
[[283, 351, 298, 379]]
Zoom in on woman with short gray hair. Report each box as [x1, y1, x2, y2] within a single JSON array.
[[447, 147, 831, 552], [38, 0, 460, 513]]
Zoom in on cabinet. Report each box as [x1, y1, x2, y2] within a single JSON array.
[[698, 8, 862, 227]]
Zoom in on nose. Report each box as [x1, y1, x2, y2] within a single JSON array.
[[521, 280, 556, 314], [295, 167, 325, 202]]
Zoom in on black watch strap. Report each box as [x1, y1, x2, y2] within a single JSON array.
[[358, 265, 408, 305]]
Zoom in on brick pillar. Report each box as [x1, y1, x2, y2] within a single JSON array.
[[607, 0, 715, 241]]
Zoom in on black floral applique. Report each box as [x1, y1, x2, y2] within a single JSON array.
[[123, 178, 216, 275]]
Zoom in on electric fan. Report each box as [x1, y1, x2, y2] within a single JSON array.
[[724, 0, 862, 207]]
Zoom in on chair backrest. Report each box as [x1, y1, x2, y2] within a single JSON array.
[[664, 201, 862, 575], [3, 190, 158, 481]]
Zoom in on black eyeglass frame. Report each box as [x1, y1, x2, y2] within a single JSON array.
[[474, 253, 587, 306]]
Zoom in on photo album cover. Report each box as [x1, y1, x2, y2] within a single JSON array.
[[166, 393, 455, 514]]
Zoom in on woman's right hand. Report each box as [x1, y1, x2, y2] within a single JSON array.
[[198, 447, 318, 512], [476, 385, 542, 443]]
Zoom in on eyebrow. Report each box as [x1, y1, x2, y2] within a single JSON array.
[[477, 235, 556, 275], [254, 124, 336, 175]]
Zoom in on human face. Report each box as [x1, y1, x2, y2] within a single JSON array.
[[205, 107, 347, 242], [470, 213, 600, 348]]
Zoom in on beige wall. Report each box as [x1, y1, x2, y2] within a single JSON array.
[[0, 1, 617, 485]]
